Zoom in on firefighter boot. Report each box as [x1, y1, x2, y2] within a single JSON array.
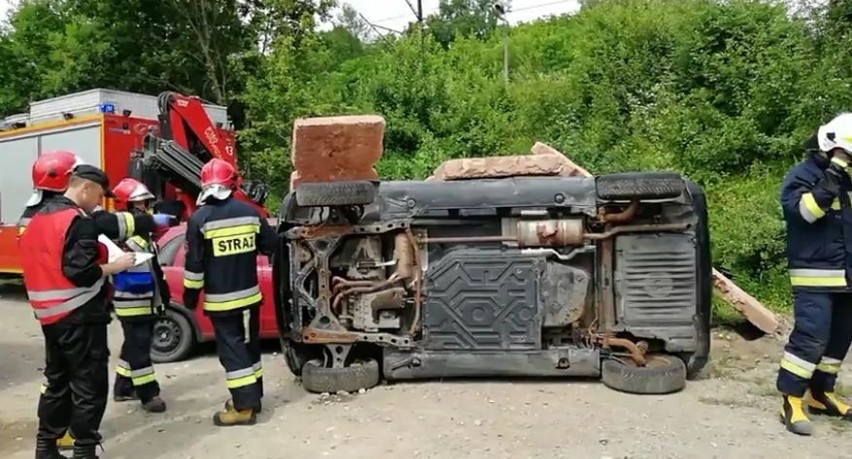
[[225, 398, 262, 413], [212, 405, 257, 427], [56, 432, 74, 450], [142, 396, 167, 413], [35, 438, 69, 459], [71, 444, 97, 459], [779, 395, 814, 435], [808, 391, 852, 420]]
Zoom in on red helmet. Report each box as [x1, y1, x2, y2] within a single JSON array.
[[32, 151, 80, 192], [200, 159, 237, 188], [26, 151, 83, 207], [112, 178, 155, 211]]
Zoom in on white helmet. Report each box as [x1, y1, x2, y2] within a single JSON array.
[[818, 112, 852, 154]]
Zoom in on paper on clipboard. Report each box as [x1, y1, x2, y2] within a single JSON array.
[[97, 235, 154, 266]]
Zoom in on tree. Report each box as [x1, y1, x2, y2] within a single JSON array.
[[426, 0, 507, 48]]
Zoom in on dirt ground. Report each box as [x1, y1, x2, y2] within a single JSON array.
[[0, 287, 850, 459]]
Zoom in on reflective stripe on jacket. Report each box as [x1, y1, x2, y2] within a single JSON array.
[[20, 208, 105, 325], [112, 235, 160, 318], [780, 154, 852, 291], [184, 198, 274, 313]]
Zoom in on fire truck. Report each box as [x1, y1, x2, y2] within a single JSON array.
[[0, 88, 269, 276]]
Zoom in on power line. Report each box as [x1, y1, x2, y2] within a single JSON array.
[[509, 0, 573, 14]]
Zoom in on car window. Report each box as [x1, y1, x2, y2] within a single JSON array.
[[158, 233, 186, 266]]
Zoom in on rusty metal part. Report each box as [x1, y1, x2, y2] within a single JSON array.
[[303, 327, 413, 347], [302, 328, 361, 344], [600, 336, 649, 366], [420, 222, 691, 245], [394, 232, 415, 280], [583, 222, 690, 240], [517, 218, 583, 247], [405, 228, 423, 336], [331, 275, 378, 295], [332, 273, 401, 313], [599, 200, 639, 224], [298, 224, 353, 239], [419, 235, 516, 243]]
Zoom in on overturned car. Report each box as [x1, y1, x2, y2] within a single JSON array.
[[274, 171, 711, 395]]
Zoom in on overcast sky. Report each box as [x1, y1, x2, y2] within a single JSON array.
[[0, 0, 581, 30]]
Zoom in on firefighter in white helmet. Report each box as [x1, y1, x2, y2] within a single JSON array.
[[777, 112, 852, 435]]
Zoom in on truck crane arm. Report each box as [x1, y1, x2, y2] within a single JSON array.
[[132, 92, 269, 220]]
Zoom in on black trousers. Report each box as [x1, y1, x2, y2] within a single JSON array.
[[210, 306, 262, 410], [114, 319, 160, 402], [38, 322, 109, 447]]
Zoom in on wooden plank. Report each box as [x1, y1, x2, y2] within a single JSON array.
[[711, 268, 779, 334], [529, 142, 780, 334]]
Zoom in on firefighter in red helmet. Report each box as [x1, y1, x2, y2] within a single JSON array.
[[182, 159, 276, 426], [20, 151, 178, 452], [109, 178, 170, 413], [22, 165, 137, 459], [19, 150, 178, 241]]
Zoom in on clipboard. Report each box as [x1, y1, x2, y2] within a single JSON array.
[[97, 235, 154, 266]]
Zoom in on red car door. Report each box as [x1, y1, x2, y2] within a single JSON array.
[[171, 232, 278, 340]]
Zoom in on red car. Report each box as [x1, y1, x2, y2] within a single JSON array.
[[151, 223, 279, 363]]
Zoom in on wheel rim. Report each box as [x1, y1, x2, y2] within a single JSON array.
[[152, 317, 182, 355]]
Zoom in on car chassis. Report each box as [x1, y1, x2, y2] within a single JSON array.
[[275, 172, 712, 395]]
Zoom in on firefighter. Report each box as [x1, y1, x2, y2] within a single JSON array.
[[778, 112, 852, 435], [19, 150, 177, 450], [110, 178, 170, 413], [19, 150, 177, 240], [182, 159, 276, 426], [21, 164, 137, 459]]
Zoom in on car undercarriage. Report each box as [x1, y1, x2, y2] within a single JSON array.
[[274, 172, 712, 395]]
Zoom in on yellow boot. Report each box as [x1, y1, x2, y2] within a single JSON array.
[[808, 391, 852, 420], [779, 395, 814, 435], [56, 431, 74, 450], [224, 398, 262, 413], [212, 405, 256, 427]]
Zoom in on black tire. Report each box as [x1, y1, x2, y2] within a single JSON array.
[[601, 354, 687, 395], [596, 172, 685, 200], [301, 359, 380, 393], [150, 308, 195, 363], [295, 181, 376, 207], [281, 340, 314, 377]]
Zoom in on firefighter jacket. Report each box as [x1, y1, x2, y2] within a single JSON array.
[[112, 225, 170, 321], [18, 197, 158, 241], [183, 197, 277, 314], [20, 198, 110, 326], [781, 153, 852, 291]]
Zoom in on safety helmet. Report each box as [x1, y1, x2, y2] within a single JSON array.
[[112, 178, 155, 211], [198, 159, 236, 204], [818, 113, 852, 155], [26, 151, 84, 207]]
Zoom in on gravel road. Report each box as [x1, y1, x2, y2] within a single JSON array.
[[0, 285, 850, 459]]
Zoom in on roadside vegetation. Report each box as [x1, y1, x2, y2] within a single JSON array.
[[3, 0, 851, 312]]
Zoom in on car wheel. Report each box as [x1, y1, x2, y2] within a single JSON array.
[[596, 172, 685, 200], [150, 308, 195, 364], [280, 339, 314, 377], [300, 358, 380, 394], [295, 181, 377, 207], [601, 354, 687, 395]]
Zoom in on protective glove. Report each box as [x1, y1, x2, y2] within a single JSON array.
[[154, 303, 167, 316], [160, 277, 171, 308], [152, 213, 178, 228], [183, 288, 200, 310]]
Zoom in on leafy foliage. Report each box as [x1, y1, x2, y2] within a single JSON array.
[[0, 0, 849, 311]]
